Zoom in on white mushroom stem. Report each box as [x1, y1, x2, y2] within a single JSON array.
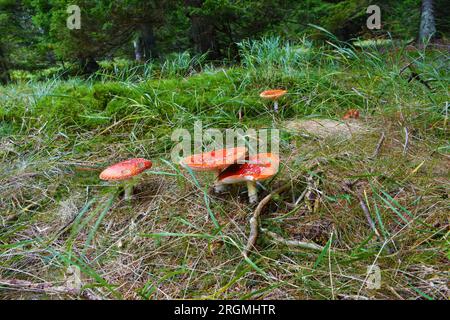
[[124, 184, 133, 201], [123, 176, 139, 201], [214, 182, 227, 193], [247, 180, 258, 204], [213, 169, 228, 193], [273, 100, 279, 113]]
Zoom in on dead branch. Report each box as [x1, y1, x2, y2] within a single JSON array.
[[357, 194, 381, 238], [285, 188, 308, 209], [369, 132, 385, 160], [403, 127, 409, 156], [400, 62, 433, 91], [0, 279, 102, 300], [243, 158, 334, 258], [261, 228, 324, 251], [243, 183, 291, 258], [342, 183, 381, 238], [399, 62, 413, 75], [408, 72, 433, 91], [338, 294, 369, 300]]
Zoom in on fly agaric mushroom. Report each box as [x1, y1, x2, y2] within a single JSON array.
[[260, 89, 287, 113], [216, 153, 279, 204], [180, 147, 247, 193], [99, 158, 152, 201], [343, 109, 360, 120]]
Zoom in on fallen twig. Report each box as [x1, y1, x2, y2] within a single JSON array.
[[399, 62, 413, 75], [343, 182, 396, 254], [407, 71, 433, 91], [0, 278, 103, 300], [285, 188, 308, 209], [400, 62, 433, 91], [261, 228, 324, 251], [243, 158, 332, 257], [243, 183, 291, 258], [403, 127, 409, 156], [369, 132, 385, 160], [338, 294, 369, 300], [2, 213, 19, 224], [357, 193, 381, 238], [74, 166, 101, 172], [342, 183, 381, 238]]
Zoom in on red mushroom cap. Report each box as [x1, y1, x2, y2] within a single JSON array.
[[342, 109, 360, 120], [217, 153, 280, 184], [99, 158, 152, 181], [180, 147, 247, 172], [260, 89, 287, 100]]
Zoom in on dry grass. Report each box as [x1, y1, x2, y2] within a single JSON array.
[[284, 119, 368, 139], [1, 110, 448, 300]]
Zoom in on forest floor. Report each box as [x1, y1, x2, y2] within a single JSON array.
[[0, 42, 448, 300]]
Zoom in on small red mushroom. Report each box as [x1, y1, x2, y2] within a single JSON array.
[[216, 153, 280, 204], [100, 158, 152, 201], [260, 89, 287, 113], [342, 109, 360, 120], [180, 147, 247, 193]]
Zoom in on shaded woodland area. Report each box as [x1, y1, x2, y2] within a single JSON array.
[[0, 0, 449, 82]]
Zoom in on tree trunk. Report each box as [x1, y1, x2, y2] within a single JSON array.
[[185, 0, 221, 59], [134, 24, 158, 62], [418, 0, 436, 43], [0, 45, 11, 85], [79, 56, 100, 75]]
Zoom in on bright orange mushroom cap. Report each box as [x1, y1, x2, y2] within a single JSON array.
[[180, 147, 247, 172], [217, 153, 279, 183], [342, 109, 360, 120], [259, 89, 287, 100], [99, 158, 152, 181]]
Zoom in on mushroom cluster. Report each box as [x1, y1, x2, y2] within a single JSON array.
[[180, 148, 279, 204], [343, 109, 360, 120], [216, 153, 279, 204], [98, 90, 285, 204], [180, 147, 247, 193]]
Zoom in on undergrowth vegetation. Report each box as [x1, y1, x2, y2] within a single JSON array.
[[0, 37, 448, 300]]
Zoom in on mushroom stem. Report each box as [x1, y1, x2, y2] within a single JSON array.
[[273, 101, 279, 113], [214, 182, 227, 193], [123, 183, 133, 201], [123, 176, 139, 201], [246, 180, 258, 204], [213, 169, 227, 193]]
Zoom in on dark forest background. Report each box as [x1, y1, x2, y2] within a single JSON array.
[[0, 0, 449, 83]]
